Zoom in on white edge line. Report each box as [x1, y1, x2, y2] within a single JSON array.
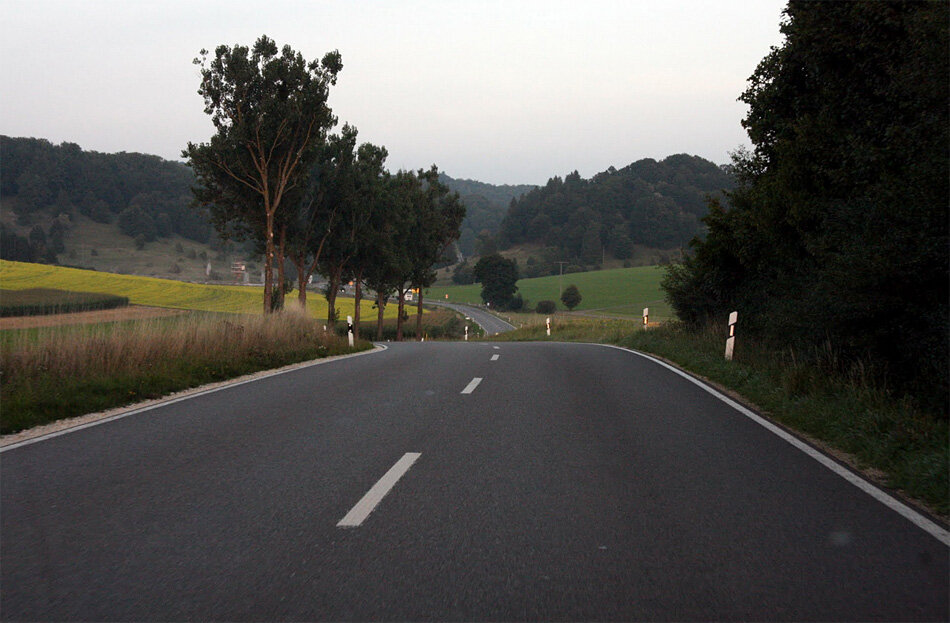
[[461, 377, 483, 394], [594, 343, 950, 547], [1, 344, 389, 453], [337, 452, 421, 528]]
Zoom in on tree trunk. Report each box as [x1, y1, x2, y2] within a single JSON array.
[[326, 266, 342, 329], [293, 254, 308, 309], [396, 288, 405, 341], [416, 289, 424, 341], [276, 226, 287, 311], [353, 270, 363, 341], [263, 210, 275, 313], [376, 291, 387, 340]]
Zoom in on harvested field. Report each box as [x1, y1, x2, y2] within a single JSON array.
[[0, 305, 187, 330]]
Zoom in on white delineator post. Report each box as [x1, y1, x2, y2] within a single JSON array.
[[464, 325, 469, 341], [347, 315, 354, 348], [546, 317, 551, 336], [643, 307, 649, 328], [724, 311, 738, 360]]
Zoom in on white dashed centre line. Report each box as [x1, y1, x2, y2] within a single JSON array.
[[461, 377, 483, 394], [337, 453, 421, 528], [492, 346, 500, 350], [491, 354, 500, 361]]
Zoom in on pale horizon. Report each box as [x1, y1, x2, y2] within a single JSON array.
[[1, 0, 787, 186]]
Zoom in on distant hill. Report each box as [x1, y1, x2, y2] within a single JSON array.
[[0, 136, 248, 280], [439, 174, 536, 256], [499, 154, 734, 268]]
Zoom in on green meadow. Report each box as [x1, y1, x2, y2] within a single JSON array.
[[0, 260, 390, 320], [426, 265, 670, 319]]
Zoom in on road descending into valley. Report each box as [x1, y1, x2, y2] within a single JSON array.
[[2, 342, 947, 621], [426, 299, 517, 335]]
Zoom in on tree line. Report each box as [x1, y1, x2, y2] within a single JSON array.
[[663, 1, 948, 412], [498, 154, 734, 269], [0, 136, 213, 246], [183, 36, 465, 340]]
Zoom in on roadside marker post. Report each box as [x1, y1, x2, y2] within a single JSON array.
[[724, 311, 738, 360], [546, 317, 551, 336], [464, 325, 469, 341], [347, 315, 354, 348], [643, 307, 649, 328]]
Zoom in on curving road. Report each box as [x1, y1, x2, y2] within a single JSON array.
[[2, 341, 947, 621], [426, 299, 516, 335]]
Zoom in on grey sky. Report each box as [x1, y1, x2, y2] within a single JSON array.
[[1, 0, 786, 185]]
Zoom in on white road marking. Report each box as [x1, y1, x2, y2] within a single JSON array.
[[461, 377, 483, 394], [491, 354, 500, 361], [492, 346, 500, 350], [337, 452, 421, 528], [597, 343, 950, 547]]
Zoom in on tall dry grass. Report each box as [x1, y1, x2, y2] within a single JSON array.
[[1, 309, 366, 434]]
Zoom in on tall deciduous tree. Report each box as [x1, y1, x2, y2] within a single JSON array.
[[410, 166, 465, 340], [662, 2, 948, 408], [474, 253, 519, 309], [183, 35, 342, 313]]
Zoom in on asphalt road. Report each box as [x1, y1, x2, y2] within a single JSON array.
[[426, 300, 516, 335], [2, 341, 947, 621]]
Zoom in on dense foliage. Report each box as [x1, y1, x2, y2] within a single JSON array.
[[439, 174, 536, 256], [0, 136, 213, 246], [499, 155, 734, 266], [560, 285, 582, 311], [663, 1, 949, 411], [474, 253, 519, 309]]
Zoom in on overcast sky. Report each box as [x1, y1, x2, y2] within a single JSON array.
[[1, 0, 787, 185]]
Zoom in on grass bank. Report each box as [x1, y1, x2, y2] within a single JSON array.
[[492, 316, 949, 517], [1, 310, 371, 435]]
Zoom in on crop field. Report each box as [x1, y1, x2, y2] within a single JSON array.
[[426, 265, 671, 319], [0, 288, 129, 317], [0, 260, 392, 320]]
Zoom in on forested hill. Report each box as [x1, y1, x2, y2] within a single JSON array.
[[500, 154, 734, 262], [439, 174, 536, 256], [0, 136, 213, 246]]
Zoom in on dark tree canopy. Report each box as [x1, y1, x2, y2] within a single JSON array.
[[560, 284, 582, 311], [663, 1, 949, 409], [0, 136, 212, 244], [499, 155, 734, 267], [474, 253, 519, 309]]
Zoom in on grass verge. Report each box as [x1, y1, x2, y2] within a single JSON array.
[[1, 310, 371, 435], [491, 316, 949, 517]]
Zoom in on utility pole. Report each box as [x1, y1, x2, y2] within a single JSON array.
[[556, 261, 568, 297]]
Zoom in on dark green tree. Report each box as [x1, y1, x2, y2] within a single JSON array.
[[183, 35, 342, 313], [663, 1, 949, 408], [560, 284, 582, 311], [408, 166, 465, 340], [474, 253, 518, 309]]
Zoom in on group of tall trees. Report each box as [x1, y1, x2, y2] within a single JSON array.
[[663, 2, 948, 410], [184, 36, 464, 339], [499, 155, 734, 268]]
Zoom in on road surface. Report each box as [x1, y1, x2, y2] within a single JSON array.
[[2, 342, 947, 621], [426, 299, 516, 335]]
